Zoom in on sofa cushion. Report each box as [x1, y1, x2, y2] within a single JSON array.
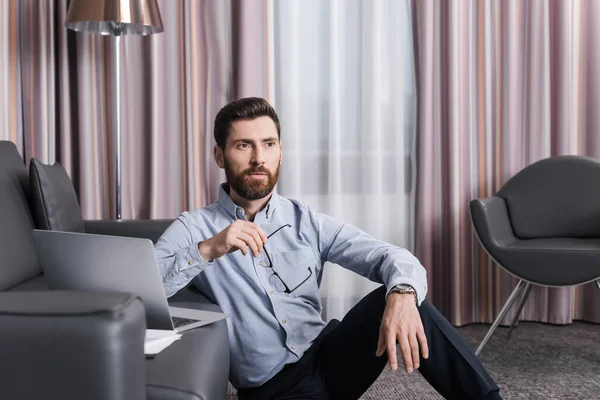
[[147, 314, 230, 400], [7, 274, 48, 292], [0, 141, 42, 291], [29, 158, 84, 232]]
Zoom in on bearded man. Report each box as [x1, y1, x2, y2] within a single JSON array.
[[155, 97, 502, 400]]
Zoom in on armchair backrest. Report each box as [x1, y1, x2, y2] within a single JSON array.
[[497, 155, 600, 239], [0, 141, 42, 290]]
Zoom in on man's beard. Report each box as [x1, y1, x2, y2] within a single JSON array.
[[224, 159, 280, 200]]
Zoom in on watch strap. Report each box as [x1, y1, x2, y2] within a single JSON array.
[[387, 284, 417, 304]]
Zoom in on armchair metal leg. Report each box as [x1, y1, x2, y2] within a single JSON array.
[[475, 280, 526, 356], [596, 279, 600, 291], [507, 282, 532, 339]]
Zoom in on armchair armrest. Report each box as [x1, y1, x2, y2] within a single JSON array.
[[84, 219, 174, 243], [469, 196, 518, 249], [0, 291, 146, 400]]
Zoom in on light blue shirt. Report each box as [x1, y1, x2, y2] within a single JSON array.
[[155, 183, 428, 389]]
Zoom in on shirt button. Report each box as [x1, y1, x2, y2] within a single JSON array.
[[269, 290, 274, 295], [188, 260, 193, 265], [282, 319, 287, 324], [259, 261, 266, 267], [291, 346, 295, 350]]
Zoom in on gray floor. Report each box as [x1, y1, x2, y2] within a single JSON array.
[[228, 322, 600, 399]]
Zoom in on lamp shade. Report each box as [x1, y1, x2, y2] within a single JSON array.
[[65, 0, 163, 36]]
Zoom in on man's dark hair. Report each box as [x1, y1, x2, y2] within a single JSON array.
[[213, 97, 281, 150]]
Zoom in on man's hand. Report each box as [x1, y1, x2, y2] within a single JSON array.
[[198, 220, 268, 261], [375, 293, 429, 373]]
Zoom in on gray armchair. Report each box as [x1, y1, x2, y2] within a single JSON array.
[[470, 155, 600, 356]]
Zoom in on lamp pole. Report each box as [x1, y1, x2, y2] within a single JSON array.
[[114, 31, 122, 219], [65, 0, 163, 220]]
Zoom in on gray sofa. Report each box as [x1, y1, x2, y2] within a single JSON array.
[[0, 140, 230, 399]]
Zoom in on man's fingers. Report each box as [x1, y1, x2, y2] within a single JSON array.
[[409, 334, 420, 370], [386, 333, 399, 371], [242, 227, 266, 254], [237, 232, 259, 257], [398, 334, 413, 373], [376, 326, 386, 357], [257, 226, 268, 243], [417, 328, 429, 359], [254, 225, 269, 246], [239, 221, 268, 242], [237, 222, 268, 255], [231, 238, 248, 256]]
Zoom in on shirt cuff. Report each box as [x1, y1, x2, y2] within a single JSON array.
[[176, 242, 213, 274], [386, 278, 426, 306]]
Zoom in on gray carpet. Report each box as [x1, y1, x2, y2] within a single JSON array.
[[227, 322, 600, 399]]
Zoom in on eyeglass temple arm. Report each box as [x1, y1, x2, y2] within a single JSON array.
[[267, 224, 292, 239]]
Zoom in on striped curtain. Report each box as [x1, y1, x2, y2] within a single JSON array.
[[0, 0, 24, 151], [0, 0, 236, 220], [5, 0, 599, 326], [413, 0, 600, 325]]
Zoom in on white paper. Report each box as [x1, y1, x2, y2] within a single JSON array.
[[145, 329, 182, 355]]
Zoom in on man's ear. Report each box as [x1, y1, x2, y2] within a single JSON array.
[[214, 145, 225, 169]]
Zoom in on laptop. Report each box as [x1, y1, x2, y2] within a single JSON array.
[[32, 229, 228, 333]]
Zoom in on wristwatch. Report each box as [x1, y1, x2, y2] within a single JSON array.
[[387, 284, 417, 304]]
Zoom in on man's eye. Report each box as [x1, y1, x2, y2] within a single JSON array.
[[238, 143, 249, 149], [266, 142, 275, 147]]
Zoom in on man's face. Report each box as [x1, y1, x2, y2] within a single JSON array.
[[215, 116, 282, 200]]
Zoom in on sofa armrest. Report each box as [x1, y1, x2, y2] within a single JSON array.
[[84, 219, 174, 243], [0, 291, 147, 400]]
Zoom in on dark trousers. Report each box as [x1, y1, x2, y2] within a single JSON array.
[[237, 286, 500, 400]]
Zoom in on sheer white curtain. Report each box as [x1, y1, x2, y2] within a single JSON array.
[[272, 0, 417, 321]]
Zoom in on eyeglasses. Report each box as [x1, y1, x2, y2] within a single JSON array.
[[261, 224, 313, 294]]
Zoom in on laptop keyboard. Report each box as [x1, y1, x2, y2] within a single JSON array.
[[171, 316, 201, 329]]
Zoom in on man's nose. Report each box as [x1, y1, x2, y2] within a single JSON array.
[[251, 147, 266, 165]]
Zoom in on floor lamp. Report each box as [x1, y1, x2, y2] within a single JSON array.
[[65, 0, 163, 220]]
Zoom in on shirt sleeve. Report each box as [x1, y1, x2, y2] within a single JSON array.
[[154, 212, 214, 298], [311, 209, 428, 305]]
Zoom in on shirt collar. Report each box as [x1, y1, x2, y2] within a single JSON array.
[[217, 183, 280, 221]]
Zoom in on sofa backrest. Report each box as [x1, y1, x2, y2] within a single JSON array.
[[0, 141, 42, 290]]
